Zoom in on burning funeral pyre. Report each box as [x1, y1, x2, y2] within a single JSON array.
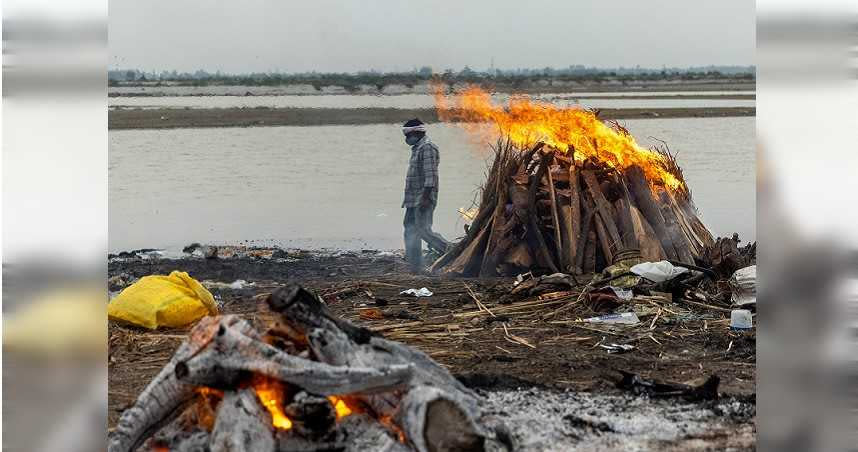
[[431, 87, 715, 277], [108, 284, 504, 452]]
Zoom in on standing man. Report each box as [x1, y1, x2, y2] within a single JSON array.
[[401, 118, 449, 273]]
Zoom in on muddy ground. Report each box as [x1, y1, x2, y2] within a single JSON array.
[[108, 106, 756, 130], [108, 249, 755, 449]]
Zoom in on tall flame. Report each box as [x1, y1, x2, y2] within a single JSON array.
[[252, 375, 293, 430], [434, 86, 685, 192]]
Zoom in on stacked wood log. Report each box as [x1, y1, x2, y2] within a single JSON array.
[[431, 140, 716, 277], [108, 284, 499, 452]]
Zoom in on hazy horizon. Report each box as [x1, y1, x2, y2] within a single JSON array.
[[108, 64, 757, 76], [110, 0, 755, 74]]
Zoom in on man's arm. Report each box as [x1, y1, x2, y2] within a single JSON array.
[[420, 144, 439, 206]]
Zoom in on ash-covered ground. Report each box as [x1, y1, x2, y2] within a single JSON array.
[[108, 247, 756, 450]]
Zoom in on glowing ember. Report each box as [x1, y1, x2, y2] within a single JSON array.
[[434, 86, 685, 192], [379, 414, 407, 443], [195, 387, 224, 431], [327, 396, 354, 419], [196, 386, 224, 398], [252, 375, 293, 430]]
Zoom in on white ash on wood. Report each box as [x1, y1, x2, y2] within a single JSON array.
[[108, 284, 502, 452]]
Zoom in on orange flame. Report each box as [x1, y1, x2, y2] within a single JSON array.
[[434, 85, 685, 192], [327, 396, 354, 419], [195, 387, 224, 431], [252, 375, 293, 430], [196, 386, 224, 398]]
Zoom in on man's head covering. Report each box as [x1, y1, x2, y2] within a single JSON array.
[[402, 118, 427, 135]]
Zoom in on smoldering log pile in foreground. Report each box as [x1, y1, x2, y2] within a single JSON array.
[[431, 140, 715, 277], [108, 284, 507, 452]]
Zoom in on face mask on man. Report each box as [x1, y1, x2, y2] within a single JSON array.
[[405, 134, 422, 146]]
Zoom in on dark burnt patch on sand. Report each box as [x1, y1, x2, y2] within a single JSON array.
[[109, 106, 756, 130]]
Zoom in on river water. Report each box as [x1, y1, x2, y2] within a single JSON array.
[[108, 93, 755, 110], [109, 117, 755, 253]]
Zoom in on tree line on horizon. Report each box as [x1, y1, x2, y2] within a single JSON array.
[[108, 65, 756, 88]]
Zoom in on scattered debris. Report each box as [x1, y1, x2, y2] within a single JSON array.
[[183, 243, 279, 260], [390, 309, 419, 321], [513, 272, 534, 287], [730, 265, 756, 306], [630, 260, 689, 283], [511, 272, 577, 296], [399, 287, 433, 297], [596, 252, 643, 289], [701, 234, 755, 277], [599, 343, 636, 354], [358, 307, 385, 320], [730, 309, 753, 330], [203, 279, 255, 290], [586, 286, 633, 312], [583, 312, 640, 325], [107, 249, 757, 449], [109, 248, 166, 261], [108, 273, 136, 291], [615, 371, 720, 401]]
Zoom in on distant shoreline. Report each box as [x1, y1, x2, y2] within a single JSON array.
[[109, 106, 755, 130], [110, 93, 756, 101], [108, 81, 756, 97]]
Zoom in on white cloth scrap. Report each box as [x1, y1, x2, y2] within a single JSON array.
[[400, 287, 433, 297], [583, 312, 640, 325], [730, 265, 756, 306], [630, 260, 689, 283]]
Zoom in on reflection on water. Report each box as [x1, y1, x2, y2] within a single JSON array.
[[108, 93, 756, 110], [109, 118, 754, 253]]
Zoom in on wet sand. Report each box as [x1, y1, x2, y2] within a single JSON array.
[[109, 106, 755, 129]]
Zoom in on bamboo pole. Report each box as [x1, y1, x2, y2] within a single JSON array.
[[565, 147, 581, 274]]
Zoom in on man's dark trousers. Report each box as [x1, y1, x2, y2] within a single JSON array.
[[403, 204, 448, 272]]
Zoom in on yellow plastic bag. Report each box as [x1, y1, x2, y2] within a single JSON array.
[[108, 271, 217, 329]]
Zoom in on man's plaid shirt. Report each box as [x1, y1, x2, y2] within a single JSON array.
[[402, 136, 440, 208]]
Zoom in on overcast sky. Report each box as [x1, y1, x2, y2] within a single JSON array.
[[109, 0, 755, 73]]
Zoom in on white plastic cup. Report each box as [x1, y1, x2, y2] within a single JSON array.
[[730, 309, 753, 329]]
